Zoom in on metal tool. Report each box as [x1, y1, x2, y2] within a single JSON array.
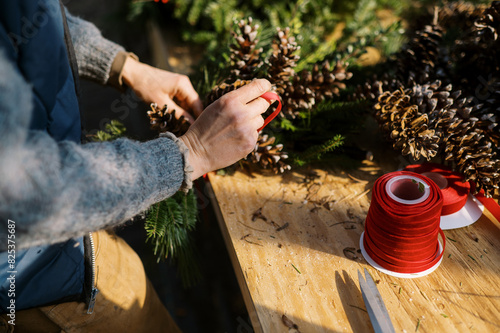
[[358, 268, 396, 333]]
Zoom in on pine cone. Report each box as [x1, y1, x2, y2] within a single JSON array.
[[229, 17, 263, 81], [351, 74, 403, 102], [442, 82, 500, 196], [267, 27, 300, 117], [452, 2, 500, 90], [287, 70, 316, 111], [309, 60, 353, 101], [147, 103, 190, 136], [445, 133, 500, 196], [374, 87, 440, 160], [285, 60, 353, 113], [438, 2, 487, 32], [475, 1, 500, 43], [396, 24, 444, 84], [267, 27, 300, 90], [245, 134, 291, 174], [205, 79, 251, 106]]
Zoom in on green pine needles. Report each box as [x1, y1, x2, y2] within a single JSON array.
[[293, 135, 345, 166], [90, 120, 126, 142], [145, 189, 201, 287]]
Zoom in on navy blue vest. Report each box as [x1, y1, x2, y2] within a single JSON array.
[[0, 0, 86, 311]]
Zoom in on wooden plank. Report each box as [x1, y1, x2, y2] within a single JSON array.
[[207, 162, 500, 333]]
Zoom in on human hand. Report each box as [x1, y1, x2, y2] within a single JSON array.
[[179, 79, 273, 179], [121, 57, 203, 123]]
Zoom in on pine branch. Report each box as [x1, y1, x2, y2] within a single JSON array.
[[90, 120, 127, 142], [292, 134, 345, 166], [145, 190, 202, 287]]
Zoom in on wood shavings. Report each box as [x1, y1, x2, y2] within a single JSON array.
[[310, 205, 322, 213], [328, 221, 359, 229], [343, 247, 360, 260], [276, 222, 290, 231], [354, 188, 371, 201], [282, 314, 300, 332], [237, 220, 266, 232], [347, 173, 369, 183], [305, 182, 321, 201], [251, 207, 267, 222], [468, 231, 479, 242], [240, 234, 263, 246]]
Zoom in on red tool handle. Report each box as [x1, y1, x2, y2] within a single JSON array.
[[258, 92, 282, 132]]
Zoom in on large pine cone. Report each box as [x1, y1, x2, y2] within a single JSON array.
[[267, 27, 300, 112], [396, 24, 444, 84], [308, 60, 353, 102], [443, 82, 500, 196], [374, 87, 440, 160], [352, 74, 403, 102], [229, 17, 263, 81]]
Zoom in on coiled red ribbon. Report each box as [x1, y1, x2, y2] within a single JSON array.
[[404, 163, 470, 216], [475, 190, 500, 223], [363, 171, 446, 274]]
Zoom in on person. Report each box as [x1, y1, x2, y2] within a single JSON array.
[[0, 1, 272, 332]]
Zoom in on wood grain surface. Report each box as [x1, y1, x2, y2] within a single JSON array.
[[207, 161, 500, 333]]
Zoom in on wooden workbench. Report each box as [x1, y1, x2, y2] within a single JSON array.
[[207, 160, 500, 333]]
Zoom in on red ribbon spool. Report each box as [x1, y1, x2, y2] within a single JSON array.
[[362, 171, 446, 275], [403, 163, 470, 216]]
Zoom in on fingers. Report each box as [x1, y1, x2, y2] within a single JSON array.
[[234, 79, 272, 104], [166, 98, 196, 123], [174, 75, 204, 117], [246, 95, 274, 114], [252, 114, 265, 132]]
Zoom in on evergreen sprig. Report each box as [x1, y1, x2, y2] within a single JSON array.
[[293, 134, 345, 166], [145, 189, 202, 287], [91, 120, 127, 142]]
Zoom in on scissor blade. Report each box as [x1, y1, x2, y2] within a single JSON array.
[[358, 269, 396, 333]]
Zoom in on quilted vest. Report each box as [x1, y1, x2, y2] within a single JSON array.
[[0, 0, 88, 311]]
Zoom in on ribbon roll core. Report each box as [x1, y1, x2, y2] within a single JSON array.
[[385, 175, 430, 205]]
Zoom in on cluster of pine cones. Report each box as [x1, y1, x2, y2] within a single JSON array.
[[148, 17, 352, 174], [355, 1, 500, 197], [205, 18, 352, 174]]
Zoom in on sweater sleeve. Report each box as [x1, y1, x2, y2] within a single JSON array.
[[65, 8, 124, 84], [0, 51, 193, 250]]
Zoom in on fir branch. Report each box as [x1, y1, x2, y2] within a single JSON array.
[[145, 189, 202, 287], [292, 134, 344, 166], [279, 118, 299, 132], [90, 120, 127, 142]]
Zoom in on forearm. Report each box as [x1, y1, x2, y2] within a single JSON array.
[[0, 133, 188, 250], [65, 8, 124, 84], [0, 52, 192, 250]]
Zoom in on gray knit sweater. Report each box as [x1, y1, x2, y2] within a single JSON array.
[[0, 12, 192, 250]]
